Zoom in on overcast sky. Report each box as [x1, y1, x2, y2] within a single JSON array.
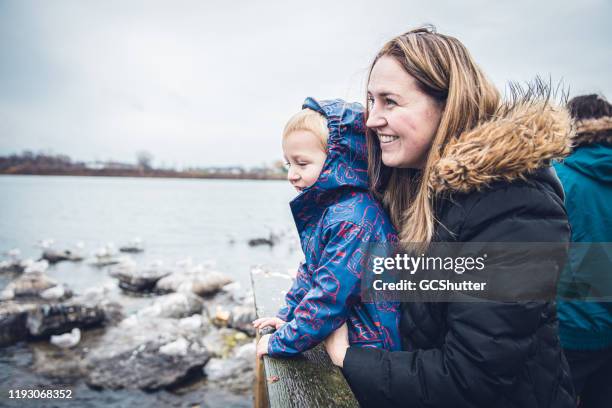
[[0, 0, 610, 168]]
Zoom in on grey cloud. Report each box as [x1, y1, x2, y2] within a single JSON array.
[[0, 0, 610, 167]]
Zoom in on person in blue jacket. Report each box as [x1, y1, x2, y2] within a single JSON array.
[[554, 94, 612, 408], [254, 97, 401, 357]]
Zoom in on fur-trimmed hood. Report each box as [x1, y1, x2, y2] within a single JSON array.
[[429, 101, 573, 194], [572, 116, 612, 146]]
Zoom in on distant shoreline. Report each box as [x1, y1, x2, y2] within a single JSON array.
[[0, 170, 286, 181], [1, 152, 287, 181]]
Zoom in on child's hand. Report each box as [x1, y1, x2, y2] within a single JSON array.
[[252, 316, 286, 330], [256, 334, 271, 358]]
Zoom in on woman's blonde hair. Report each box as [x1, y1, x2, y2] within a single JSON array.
[[283, 108, 329, 151], [366, 26, 500, 249]]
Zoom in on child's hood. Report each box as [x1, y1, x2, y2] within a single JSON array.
[[301, 97, 369, 192], [290, 97, 369, 235]]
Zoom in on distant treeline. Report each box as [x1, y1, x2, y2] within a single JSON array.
[[0, 151, 286, 180]]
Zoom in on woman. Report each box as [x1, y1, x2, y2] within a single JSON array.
[[324, 27, 576, 407]]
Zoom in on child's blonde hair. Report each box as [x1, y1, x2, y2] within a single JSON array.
[[282, 108, 329, 151]]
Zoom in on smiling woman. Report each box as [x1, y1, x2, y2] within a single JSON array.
[[324, 26, 576, 408]]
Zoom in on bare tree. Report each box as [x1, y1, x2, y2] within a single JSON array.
[[136, 150, 154, 170]]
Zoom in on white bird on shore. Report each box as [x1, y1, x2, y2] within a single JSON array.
[[24, 259, 49, 274], [159, 337, 189, 356], [0, 288, 14, 300], [50, 328, 81, 349], [18, 259, 33, 269], [82, 280, 114, 299], [40, 284, 68, 300], [95, 242, 117, 258], [189, 263, 205, 274], [89, 243, 121, 266], [179, 315, 203, 331], [37, 239, 55, 249]]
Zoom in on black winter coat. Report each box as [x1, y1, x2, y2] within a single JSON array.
[[342, 101, 577, 408]]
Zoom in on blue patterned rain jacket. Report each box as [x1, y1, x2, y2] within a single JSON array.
[[268, 97, 401, 357]]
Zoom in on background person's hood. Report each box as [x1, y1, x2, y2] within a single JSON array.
[[563, 116, 612, 183]]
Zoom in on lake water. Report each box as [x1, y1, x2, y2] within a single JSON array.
[[0, 175, 303, 289], [0, 175, 303, 407]]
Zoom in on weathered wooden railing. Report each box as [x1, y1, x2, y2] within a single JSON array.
[[251, 268, 359, 408]]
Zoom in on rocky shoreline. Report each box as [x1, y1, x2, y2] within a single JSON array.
[[0, 246, 261, 396]]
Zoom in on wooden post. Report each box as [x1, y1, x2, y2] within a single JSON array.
[[254, 331, 269, 408]]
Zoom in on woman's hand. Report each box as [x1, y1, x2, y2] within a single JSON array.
[[252, 316, 286, 331], [256, 334, 272, 358], [324, 323, 350, 367]]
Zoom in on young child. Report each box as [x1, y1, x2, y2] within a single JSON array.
[[254, 97, 401, 357]]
